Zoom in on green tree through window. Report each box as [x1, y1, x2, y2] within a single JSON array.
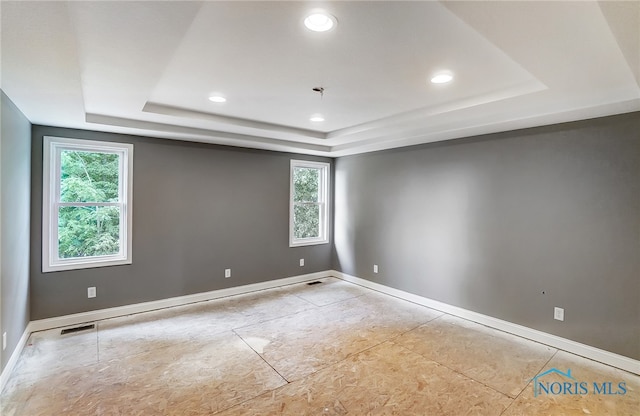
[[293, 167, 320, 239], [58, 150, 120, 258]]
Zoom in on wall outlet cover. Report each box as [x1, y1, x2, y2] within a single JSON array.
[[87, 287, 96, 298], [554, 307, 564, 321], [373, 265, 379, 273], [225, 268, 231, 278], [300, 258, 305, 267]]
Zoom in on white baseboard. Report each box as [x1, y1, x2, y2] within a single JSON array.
[[0, 323, 32, 393], [331, 270, 640, 376], [29, 271, 331, 333]]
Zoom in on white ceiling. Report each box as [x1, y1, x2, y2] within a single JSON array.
[[2, 1, 639, 157]]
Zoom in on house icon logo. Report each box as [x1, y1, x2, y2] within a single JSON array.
[[531, 368, 627, 397], [531, 368, 576, 397]]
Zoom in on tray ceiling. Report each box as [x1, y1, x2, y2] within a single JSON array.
[[2, 1, 638, 156]]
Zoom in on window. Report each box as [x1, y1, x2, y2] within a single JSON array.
[[42, 137, 133, 272], [290, 160, 329, 247]]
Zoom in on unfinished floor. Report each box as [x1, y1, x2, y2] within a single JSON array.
[[1, 277, 638, 415]]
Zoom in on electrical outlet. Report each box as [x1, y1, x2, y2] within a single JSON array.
[[373, 264, 379, 273], [299, 258, 305, 267], [554, 307, 564, 321], [225, 268, 231, 278], [2, 332, 6, 351], [87, 287, 96, 298]]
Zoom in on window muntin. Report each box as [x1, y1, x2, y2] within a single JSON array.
[[43, 137, 133, 272], [290, 160, 329, 247]]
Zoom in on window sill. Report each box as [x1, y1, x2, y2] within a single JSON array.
[[289, 239, 329, 248], [43, 257, 132, 273]]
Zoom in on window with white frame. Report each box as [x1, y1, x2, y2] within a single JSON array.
[[42, 137, 133, 272], [290, 160, 329, 247]]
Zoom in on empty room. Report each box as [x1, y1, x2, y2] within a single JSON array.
[[1, 1, 639, 415]]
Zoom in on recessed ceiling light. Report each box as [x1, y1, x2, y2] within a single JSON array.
[[310, 114, 325, 122], [304, 12, 337, 32], [430, 72, 454, 84], [208, 95, 226, 103]]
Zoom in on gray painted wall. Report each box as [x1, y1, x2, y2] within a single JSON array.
[[30, 126, 332, 320], [1, 91, 31, 371], [333, 112, 640, 360]]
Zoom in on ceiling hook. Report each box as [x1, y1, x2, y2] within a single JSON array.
[[312, 87, 325, 98]]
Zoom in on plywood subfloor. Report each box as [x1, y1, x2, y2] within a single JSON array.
[[1, 277, 638, 415]]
